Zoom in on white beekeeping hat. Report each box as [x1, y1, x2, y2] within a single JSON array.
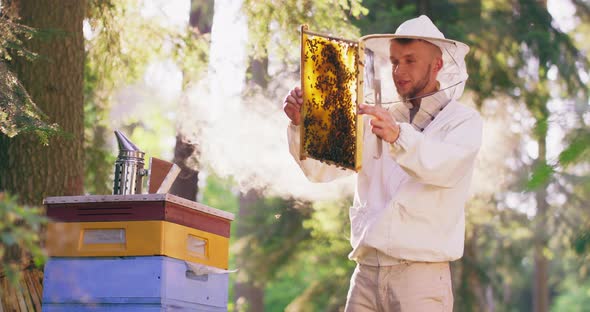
[[362, 15, 470, 102]]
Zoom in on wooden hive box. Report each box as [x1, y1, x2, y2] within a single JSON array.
[[44, 194, 234, 269], [44, 194, 233, 238], [45, 220, 230, 269], [42, 256, 229, 311]]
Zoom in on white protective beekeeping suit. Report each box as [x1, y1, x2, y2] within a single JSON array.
[[288, 15, 483, 264]]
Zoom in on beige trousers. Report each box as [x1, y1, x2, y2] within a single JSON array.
[[344, 262, 453, 312]]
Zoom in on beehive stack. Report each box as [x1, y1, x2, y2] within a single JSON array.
[[41, 194, 234, 311], [300, 25, 364, 171]]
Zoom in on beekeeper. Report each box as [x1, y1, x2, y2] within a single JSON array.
[[283, 15, 482, 312]]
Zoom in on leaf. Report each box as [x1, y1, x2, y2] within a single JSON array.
[[0, 61, 60, 141], [0, 192, 47, 288], [526, 162, 554, 190], [559, 132, 590, 167], [1, 232, 16, 245], [573, 230, 590, 255]]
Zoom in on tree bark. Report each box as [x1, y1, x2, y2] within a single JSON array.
[[235, 282, 265, 312], [0, 0, 85, 205], [190, 0, 214, 35], [533, 135, 549, 312], [416, 0, 431, 15], [0, 1, 85, 310], [456, 226, 489, 312], [248, 56, 269, 88], [169, 133, 200, 200], [232, 2, 268, 307], [234, 188, 265, 312], [169, 0, 214, 201], [533, 3, 550, 311]]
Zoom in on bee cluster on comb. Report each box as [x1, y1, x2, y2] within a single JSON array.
[[300, 26, 363, 171]]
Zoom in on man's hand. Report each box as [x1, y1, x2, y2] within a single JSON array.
[[283, 86, 303, 126], [358, 104, 401, 144]]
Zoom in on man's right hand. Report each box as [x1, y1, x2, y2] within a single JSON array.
[[283, 86, 303, 126]]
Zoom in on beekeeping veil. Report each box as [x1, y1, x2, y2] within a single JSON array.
[[362, 15, 469, 104]]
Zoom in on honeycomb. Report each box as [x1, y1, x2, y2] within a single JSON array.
[[300, 27, 363, 171]]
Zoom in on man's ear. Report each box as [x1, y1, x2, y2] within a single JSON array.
[[434, 58, 443, 73]]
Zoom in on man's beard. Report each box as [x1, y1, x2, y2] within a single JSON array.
[[399, 64, 431, 101]]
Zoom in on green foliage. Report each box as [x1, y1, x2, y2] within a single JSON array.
[[455, 196, 536, 311], [351, 1, 415, 34], [243, 0, 366, 61], [234, 0, 371, 305], [0, 62, 59, 143], [85, 0, 209, 94], [532, 115, 549, 139], [201, 172, 355, 311], [558, 130, 590, 168], [73, 1, 590, 311], [352, 2, 589, 311], [83, 0, 210, 194], [234, 196, 312, 286], [266, 199, 354, 311], [0, 11, 37, 62], [0, 192, 46, 287], [83, 90, 115, 194], [526, 162, 554, 190], [199, 173, 239, 309], [572, 230, 590, 255], [201, 173, 239, 215], [0, 14, 58, 142], [171, 28, 210, 86], [414, 0, 590, 106], [85, 1, 164, 86], [551, 279, 590, 312], [525, 127, 589, 191]]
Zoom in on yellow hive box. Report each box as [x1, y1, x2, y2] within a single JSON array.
[[46, 220, 229, 269]]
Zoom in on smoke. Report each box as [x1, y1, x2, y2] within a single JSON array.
[[174, 0, 355, 201], [180, 79, 355, 201], [470, 94, 535, 197], [100, 0, 355, 201]]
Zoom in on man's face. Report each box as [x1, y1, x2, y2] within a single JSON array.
[[389, 40, 442, 100]]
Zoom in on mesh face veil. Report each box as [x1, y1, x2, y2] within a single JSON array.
[[361, 15, 470, 105]]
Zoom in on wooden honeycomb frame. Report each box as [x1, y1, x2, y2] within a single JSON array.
[[300, 25, 364, 171]]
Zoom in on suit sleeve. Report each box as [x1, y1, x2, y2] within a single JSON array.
[[389, 112, 482, 188]]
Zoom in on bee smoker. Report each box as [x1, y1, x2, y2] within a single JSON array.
[[112, 130, 148, 195]]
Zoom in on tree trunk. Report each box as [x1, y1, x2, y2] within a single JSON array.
[[169, 133, 200, 200], [0, 0, 85, 310], [234, 188, 265, 312], [0, 0, 85, 204], [533, 135, 549, 312], [532, 4, 549, 311], [189, 0, 214, 35], [416, 0, 431, 15], [169, 0, 214, 201], [233, 2, 267, 307], [235, 282, 265, 312], [456, 226, 489, 311], [247, 56, 269, 88]]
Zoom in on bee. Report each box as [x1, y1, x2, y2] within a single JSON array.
[[302, 34, 359, 170]]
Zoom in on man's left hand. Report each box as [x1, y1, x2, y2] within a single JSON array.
[[358, 104, 401, 144]]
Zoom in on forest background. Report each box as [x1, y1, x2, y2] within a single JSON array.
[[1, 0, 589, 311]]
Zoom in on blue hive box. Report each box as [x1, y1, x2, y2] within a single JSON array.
[[42, 256, 229, 312]]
